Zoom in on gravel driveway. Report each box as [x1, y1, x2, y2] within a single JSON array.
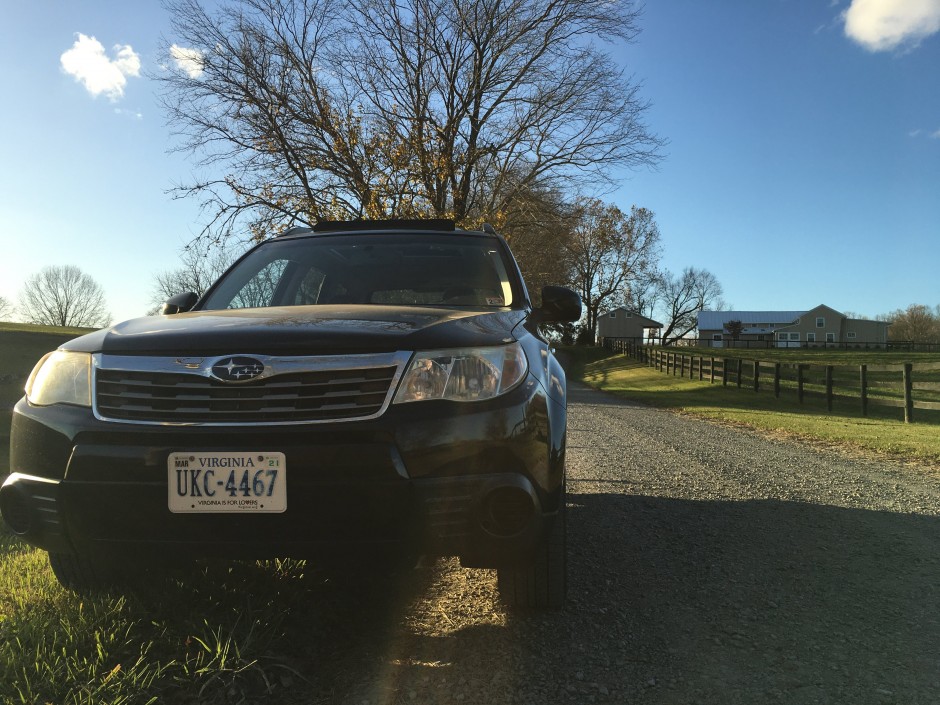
[[286, 382, 940, 705]]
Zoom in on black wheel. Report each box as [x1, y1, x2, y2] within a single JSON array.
[[497, 486, 567, 610], [48, 551, 147, 593]]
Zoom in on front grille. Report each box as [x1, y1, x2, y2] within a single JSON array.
[[94, 353, 408, 424]]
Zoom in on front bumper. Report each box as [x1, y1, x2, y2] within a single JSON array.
[[3, 375, 565, 567]]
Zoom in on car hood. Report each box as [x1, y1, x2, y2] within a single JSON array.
[[62, 305, 529, 356]]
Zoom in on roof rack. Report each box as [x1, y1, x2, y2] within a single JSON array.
[[312, 219, 456, 233], [277, 225, 314, 238]]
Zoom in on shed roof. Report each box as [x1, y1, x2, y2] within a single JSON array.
[[601, 307, 663, 328]]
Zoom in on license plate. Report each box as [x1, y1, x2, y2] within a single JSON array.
[[168, 452, 286, 513]]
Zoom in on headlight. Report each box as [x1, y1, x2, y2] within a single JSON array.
[[25, 351, 92, 407], [394, 343, 528, 404]]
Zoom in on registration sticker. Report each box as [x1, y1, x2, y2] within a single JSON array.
[[168, 452, 286, 513]]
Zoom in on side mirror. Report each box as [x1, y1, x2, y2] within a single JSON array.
[[537, 286, 582, 323], [161, 291, 199, 315]]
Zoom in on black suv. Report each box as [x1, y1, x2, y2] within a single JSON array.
[[2, 220, 580, 608]]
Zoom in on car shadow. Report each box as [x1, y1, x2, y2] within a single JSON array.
[[288, 492, 940, 704]]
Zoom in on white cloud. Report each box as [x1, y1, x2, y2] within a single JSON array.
[[114, 108, 143, 120], [60, 33, 141, 101], [170, 44, 204, 79], [908, 127, 940, 138], [843, 0, 940, 51]]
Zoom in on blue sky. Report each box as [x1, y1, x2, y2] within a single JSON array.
[[0, 0, 938, 324]]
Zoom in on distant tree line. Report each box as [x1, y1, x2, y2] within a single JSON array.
[[880, 304, 940, 344]]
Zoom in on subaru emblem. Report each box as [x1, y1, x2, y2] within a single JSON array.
[[210, 356, 265, 383]]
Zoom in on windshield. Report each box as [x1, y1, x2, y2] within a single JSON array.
[[200, 233, 519, 311]]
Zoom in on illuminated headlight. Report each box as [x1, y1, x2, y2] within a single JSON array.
[[25, 351, 92, 407], [394, 343, 528, 403]]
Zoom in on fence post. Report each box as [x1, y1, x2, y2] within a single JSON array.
[[753, 360, 760, 392], [774, 363, 781, 398], [825, 366, 834, 412], [722, 358, 729, 387], [698, 356, 703, 381], [903, 363, 913, 423], [710, 357, 715, 384], [860, 365, 868, 417], [797, 364, 805, 404], [736, 359, 743, 388]]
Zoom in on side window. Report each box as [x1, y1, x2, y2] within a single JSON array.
[[228, 260, 290, 309]]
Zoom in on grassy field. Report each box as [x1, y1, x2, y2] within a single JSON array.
[[0, 528, 329, 704], [662, 344, 940, 366], [572, 346, 940, 465], [0, 323, 91, 475]]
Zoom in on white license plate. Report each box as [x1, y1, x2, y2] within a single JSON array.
[[168, 452, 286, 513]]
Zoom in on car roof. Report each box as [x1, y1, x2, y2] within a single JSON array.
[[275, 220, 501, 240]]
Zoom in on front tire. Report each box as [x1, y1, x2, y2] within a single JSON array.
[[497, 487, 567, 609]]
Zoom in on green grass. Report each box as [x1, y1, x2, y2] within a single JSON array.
[[577, 348, 940, 465], [0, 527, 320, 704], [0, 524, 436, 704]]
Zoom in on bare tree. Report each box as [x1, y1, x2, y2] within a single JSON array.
[[656, 267, 724, 345], [623, 268, 663, 320], [149, 245, 240, 313], [157, 0, 664, 241], [0, 295, 12, 321], [565, 199, 662, 342], [18, 266, 111, 328]]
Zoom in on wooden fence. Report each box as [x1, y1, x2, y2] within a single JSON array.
[[604, 339, 940, 424]]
